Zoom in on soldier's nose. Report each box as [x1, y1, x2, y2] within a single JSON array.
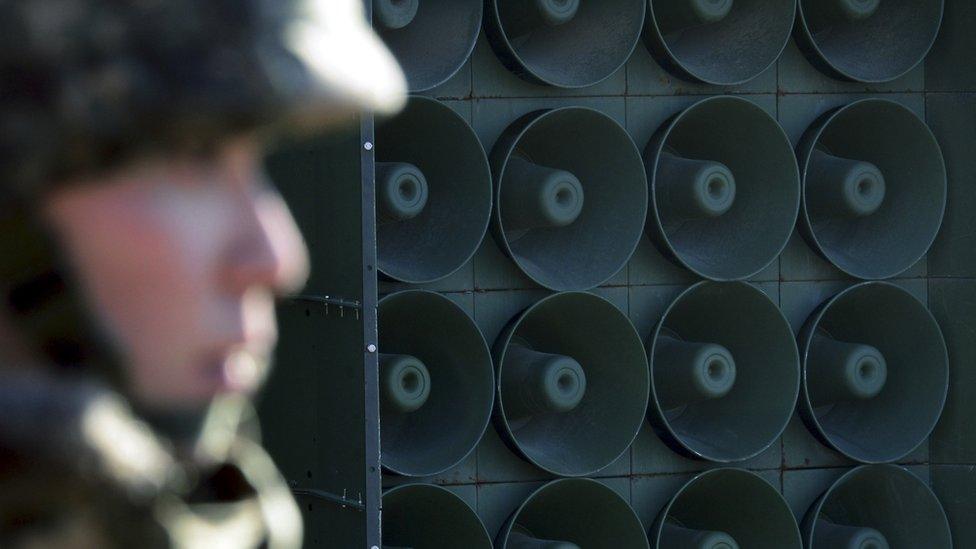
[[226, 192, 310, 296]]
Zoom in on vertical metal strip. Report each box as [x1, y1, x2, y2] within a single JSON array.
[[361, 117, 380, 549], [361, 111, 380, 548]]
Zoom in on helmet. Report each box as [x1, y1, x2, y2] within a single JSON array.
[[0, 0, 405, 196]]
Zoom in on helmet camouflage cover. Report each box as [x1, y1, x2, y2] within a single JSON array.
[[0, 0, 405, 196]]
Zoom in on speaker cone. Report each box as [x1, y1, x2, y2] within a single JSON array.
[[492, 107, 647, 291], [798, 99, 946, 280], [645, 96, 800, 281], [644, 0, 797, 85], [373, 0, 482, 91], [376, 96, 492, 284], [651, 468, 802, 549], [802, 465, 952, 548], [494, 292, 649, 477], [648, 281, 799, 462], [795, 0, 944, 83], [798, 282, 949, 463], [485, 0, 646, 88], [498, 478, 649, 548], [383, 483, 492, 548], [378, 290, 494, 477]]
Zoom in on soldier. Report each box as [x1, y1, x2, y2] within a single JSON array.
[[0, 0, 405, 547]]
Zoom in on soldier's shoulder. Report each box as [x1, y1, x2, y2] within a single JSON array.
[[0, 369, 175, 546]]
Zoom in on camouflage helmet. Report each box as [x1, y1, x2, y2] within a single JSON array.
[[0, 0, 406, 196]]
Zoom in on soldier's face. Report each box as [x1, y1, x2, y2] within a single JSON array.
[[42, 137, 310, 411]]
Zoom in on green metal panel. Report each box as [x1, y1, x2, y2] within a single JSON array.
[[258, 118, 379, 547]]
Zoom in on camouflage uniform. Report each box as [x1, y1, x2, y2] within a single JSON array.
[[0, 0, 404, 546]]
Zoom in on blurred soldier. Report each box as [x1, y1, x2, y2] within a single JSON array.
[[0, 0, 405, 547]]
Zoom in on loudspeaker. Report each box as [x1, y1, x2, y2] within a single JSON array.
[[498, 478, 649, 548], [647, 281, 799, 462], [484, 0, 646, 88], [797, 99, 947, 280], [644, 0, 796, 85], [494, 292, 648, 477], [372, 0, 482, 91], [795, 0, 944, 83], [378, 290, 494, 477], [802, 465, 952, 548], [376, 96, 492, 284], [382, 483, 492, 549], [798, 282, 949, 463], [651, 468, 802, 549], [491, 107, 647, 291], [644, 96, 800, 281]]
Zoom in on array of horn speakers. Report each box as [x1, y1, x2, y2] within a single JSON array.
[[375, 290, 650, 479], [370, 5, 955, 544], [374, 95, 947, 287], [375, 98, 951, 470], [372, 1, 945, 88], [384, 469, 895, 547], [379, 465, 953, 548], [803, 465, 952, 548], [377, 283, 950, 478]]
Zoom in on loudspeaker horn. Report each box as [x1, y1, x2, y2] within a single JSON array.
[[498, 478, 649, 548], [798, 98, 947, 280], [484, 0, 646, 89], [802, 465, 952, 548], [651, 468, 802, 549], [795, 0, 944, 83], [372, 0, 482, 92], [644, 0, 796, 85], [494, 292, 649, 477], [382, 483, 492, 549], [647, 281, 799, 462], [645, 96, 800, 281], [491, 107, 647, 291], [376, 96, 492, 284], [798, 282, 949, 463], [378, 290, 494, 477]]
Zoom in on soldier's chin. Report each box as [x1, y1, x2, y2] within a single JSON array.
[[216, 349, 269, 396]]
